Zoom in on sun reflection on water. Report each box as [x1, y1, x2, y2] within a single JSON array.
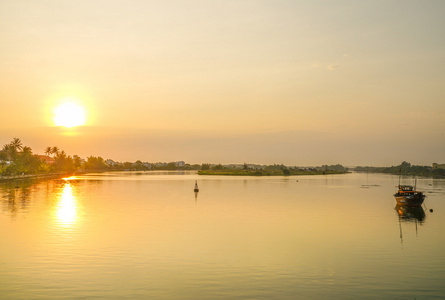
[[55, 181, 78, 226]]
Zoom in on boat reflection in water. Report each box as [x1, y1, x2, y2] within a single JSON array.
[[395, 204, 426, 223], [395, 204, 426, 245]]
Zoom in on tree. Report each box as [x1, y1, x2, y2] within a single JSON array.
[[2, 144, 16, 160], [85, 156, 107, 170], [10, 138, 23, 152], [16, 146, 40, 174], [51, 146, 59, 157], [213, 164, 224, 170], [401, 161, 411, 169], [0, 150, 8, 175], [44, 146, 52, 156], [201, 163, 210, 170], [166, 162, 176, 170], [133, 160, 147, 170], [73, 155, 82, 170]]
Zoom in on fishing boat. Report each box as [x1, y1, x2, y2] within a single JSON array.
[[194, 180, 199, 192], [394, 184, 425, 206]]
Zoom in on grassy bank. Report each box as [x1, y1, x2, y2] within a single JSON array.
[[198, 169, 348, 176]]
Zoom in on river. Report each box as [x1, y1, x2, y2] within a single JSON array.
[[1, 171, 444, 299]]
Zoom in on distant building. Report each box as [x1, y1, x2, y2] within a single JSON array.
[[226, 164, 244, 169], [105, 159, 118, 167], [432, 163, 445, 170], [37, 155, 55, 165], [174, 161, 185, 167]]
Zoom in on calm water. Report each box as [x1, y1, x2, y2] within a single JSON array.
[[1, 171, 445, 299]]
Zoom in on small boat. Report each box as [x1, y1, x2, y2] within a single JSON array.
[[394, 184, 425, 206], [194, 180, 199, 192]]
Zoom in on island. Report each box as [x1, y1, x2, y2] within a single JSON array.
[[197, 163, 348, 176]]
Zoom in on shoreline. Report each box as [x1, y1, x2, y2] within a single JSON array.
[[0, 172, 78, 182], [198, 170, 349, 176]]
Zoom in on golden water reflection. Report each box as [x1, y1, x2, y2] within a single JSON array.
[[55, 181, 78, 226]]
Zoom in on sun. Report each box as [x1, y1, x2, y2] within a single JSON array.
[[54, 102, 86, 128]]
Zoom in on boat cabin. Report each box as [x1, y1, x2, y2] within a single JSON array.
[[398, 185, 414, 192]]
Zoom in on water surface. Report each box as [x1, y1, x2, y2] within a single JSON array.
[[1, 172, 444, 299]]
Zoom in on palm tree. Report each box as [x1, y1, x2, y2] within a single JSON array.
[[10, 138, 23, 152], [44, 146, 52, 156], [22, 146, 32, 155], [17, 146, 34, 173], [51, 146, 59, 157], [58, 150, 67, 159], [2, 143, 17, 160]]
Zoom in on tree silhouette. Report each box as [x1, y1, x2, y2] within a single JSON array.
[[51, 146, 59, 157], [44, 146, 52, 156], [2, 144, 17, 160], [11, 138, 23, 152]]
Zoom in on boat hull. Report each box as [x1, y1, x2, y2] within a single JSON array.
[[394, 193, 425, 206]]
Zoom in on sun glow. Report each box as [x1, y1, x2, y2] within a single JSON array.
[[55, 182, 78, 226], [54, 102, 86, 128]]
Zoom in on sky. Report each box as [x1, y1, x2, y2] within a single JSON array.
[[1, 0, 444, 166]]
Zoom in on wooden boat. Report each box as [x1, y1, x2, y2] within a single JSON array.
[[394, 184, 425, 206], [194, 180, 199, 192]]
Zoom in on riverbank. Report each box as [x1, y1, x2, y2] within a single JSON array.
[[354, 162, 445, 178], [198, 169, 348, 176], [0, 172, 77, 182]]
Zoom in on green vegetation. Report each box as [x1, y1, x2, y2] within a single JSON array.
[[1, 138, 84, 177], [354, 161, 445, 178], [198, 164, 348, 176], [3, 138, 441, 180], [0, 138, 201, 180]]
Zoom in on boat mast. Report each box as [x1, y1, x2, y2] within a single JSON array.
[[398, 217, 403, 246], [398, 163, 402, 186]]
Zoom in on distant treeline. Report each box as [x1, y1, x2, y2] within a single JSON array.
[[4, 138, 441, 179], [354, 161, 445, 178], [0, 138, 201, 177], [0, 140, 350, 178], [198, 163, 348, 176]]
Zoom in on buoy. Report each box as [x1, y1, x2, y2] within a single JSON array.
[[194, 180, 199, 192]]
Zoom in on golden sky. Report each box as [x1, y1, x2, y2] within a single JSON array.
[[1, 1, 444, 165]]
